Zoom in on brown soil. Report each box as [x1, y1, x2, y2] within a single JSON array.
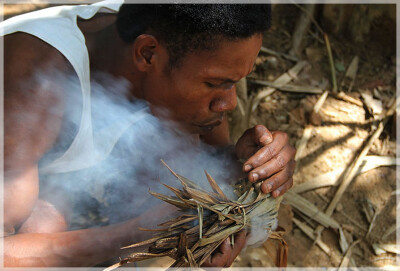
[[231, 4, 397, 268]]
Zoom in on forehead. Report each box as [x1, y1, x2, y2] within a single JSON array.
[[175, 34, 263, 80]]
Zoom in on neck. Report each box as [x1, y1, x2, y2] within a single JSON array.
[[80, 15, 141, 99]]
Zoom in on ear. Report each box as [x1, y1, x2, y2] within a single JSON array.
[[132, 34, 160, 72]]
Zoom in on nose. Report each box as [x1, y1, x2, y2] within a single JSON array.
[[209, 87, 237, 113]]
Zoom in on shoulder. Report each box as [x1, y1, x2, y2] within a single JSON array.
[[4, 32, 70, 81], [4, 32, 69, 172]]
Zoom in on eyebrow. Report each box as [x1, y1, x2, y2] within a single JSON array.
[[206, 65, 256, 84], [207, 78, 238, 84]]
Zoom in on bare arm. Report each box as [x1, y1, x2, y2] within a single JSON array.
[[4, 208, 164, 267], [3, 33, 173, 267]]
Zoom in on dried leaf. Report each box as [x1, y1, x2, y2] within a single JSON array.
[[197, 204, 203, 239], [121, 230, 181, 249], [109, 165, 281, 270], [198, 224, 243, 246], [177, 232, 188, 257], [198, 238, 226, 266], [204, 170, 229, 201], [185, 186, 219, 204], [168, 216, 198, 229], [148, 191, 189, 209], [186, 247, 197, 267]]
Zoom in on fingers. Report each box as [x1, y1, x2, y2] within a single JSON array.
[[201, 231, 247, 267], [235, 125, 272, 160], [244, 131, 290, 175], [253, 125, 273, 145], [247, 144, 296, 183], [271, 176, 294, 198], [260, 168, 294, 197], [235, 129, 258, 160], [236, 126, 296, 197]]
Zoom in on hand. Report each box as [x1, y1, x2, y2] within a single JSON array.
[[201, 231, 246, 267], [235, 125, 296, 197]]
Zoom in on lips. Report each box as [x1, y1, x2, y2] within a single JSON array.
[[192, 119, 223, 134], [201, 119, 222, 127], [196, 116, 223, 127]]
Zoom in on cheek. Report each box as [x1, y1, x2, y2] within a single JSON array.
[[144, 74, 175, 105]]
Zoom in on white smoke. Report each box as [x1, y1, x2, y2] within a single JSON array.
[[18, 69, 278, 246], [32, 70, 239, 229]]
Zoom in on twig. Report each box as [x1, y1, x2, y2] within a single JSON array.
[[308, 29, 324, 44], [339, 240, 360, 269], [292, 2, 325, 35], [294, 208, 318, 229], [313, 91, 329, 113], [314, 122, 385, 240], [260, 46, 299, 62], [250, 61, 308, 112], [338, 210, 368, 233], [334, 91, 363, 107], [291, 156, 397, 193], [294, 125, 313, 172], [382, 225, 396, 241], [292, 218, 331, 255], [366, 207, 379, 238], [324, 33, 338, 93], [340, 56, 359, 92], [313, 100, 397, 243], [325, 101, 396, 217], [367, 192, 394, 239], [373, 243, 400, 255], [313, 193, 368, 232], [248, 79, 323, 94], [290, 4, 316, 56], [338, 227, 349, 254], [284, 190, 340, 229]]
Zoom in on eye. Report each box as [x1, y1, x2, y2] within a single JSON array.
[[205, 82, 235, 90], [222, 83, 235, 90], [205, 82, 218, 88]]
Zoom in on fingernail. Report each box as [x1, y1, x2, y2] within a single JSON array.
[[274, 190, 280, 197], [244, 164, 252, 172], [260, 134, 272, 144], [252, 172, 259, 182], [266, 183, 272, 192]]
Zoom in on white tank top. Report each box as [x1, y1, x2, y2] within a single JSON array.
[[1, 0, 148, 174]]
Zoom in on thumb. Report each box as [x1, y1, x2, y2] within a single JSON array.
[[254, 125, 273, 145], [219, 237, 231, 254]]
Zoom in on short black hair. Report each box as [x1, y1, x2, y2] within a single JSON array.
[[116, 4, 271, 68]]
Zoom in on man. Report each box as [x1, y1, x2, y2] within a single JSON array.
[[2, 2, 295, 267]]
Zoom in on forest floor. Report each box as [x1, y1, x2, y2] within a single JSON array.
[[231, 4, 397, 268], [3, 3, 398, 269]]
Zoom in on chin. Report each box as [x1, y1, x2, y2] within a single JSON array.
[[173, 121, 219, 135], [193, 124, 217, 135]]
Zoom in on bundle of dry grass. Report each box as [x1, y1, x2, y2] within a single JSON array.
[[106, 160, 282, 270]]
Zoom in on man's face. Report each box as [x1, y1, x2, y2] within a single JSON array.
[[142, 34, 263, 134]]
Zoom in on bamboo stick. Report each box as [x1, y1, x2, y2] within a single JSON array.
[[324, 33, 337, 93], [313, 99, 397, 243], [284, 190, 340, 229], [339, 240, 360, 269], [292, 218, 330, 255]]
